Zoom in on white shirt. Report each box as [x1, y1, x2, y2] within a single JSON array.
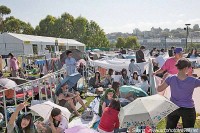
[[136, 81, 149, 93], [129, 76, 141, 85], [58, 116, 68, 131]]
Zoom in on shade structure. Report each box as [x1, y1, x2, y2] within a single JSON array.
[[64, 126, 98, 133]]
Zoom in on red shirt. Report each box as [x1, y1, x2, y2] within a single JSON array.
[[98, 107, 119, 132]]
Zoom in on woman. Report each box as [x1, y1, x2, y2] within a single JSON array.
[[112, 82, 120, 97], [49, 108, 68, 133], [102, 69, 114, 88], [129, 71, 141, 85], [89, 71, 101, 88], [136, 75, 149, 93], [98, 99, 120, 133], [57, 83, 86, 116], [6, 102, 37, 133], [120, 68, 129, 86], [157, 58, 200, 132], [98, 88, 117, 117], [8, 53, 19, 77]]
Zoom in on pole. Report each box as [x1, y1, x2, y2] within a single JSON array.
[[165, 36, 167, 51], [186, 26, 188, 50]]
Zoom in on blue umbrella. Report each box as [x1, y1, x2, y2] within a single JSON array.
[[119, 85, 148, 97], [56, 73, 81, 95]]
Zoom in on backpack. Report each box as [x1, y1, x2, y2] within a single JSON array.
[[81, 109, 94, 121]]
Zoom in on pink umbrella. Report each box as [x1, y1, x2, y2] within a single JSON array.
[[64, 126, 98, 133]]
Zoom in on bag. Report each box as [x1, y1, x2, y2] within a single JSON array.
[[81, 109, 94, 121]]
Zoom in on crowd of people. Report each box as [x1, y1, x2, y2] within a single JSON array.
[[1, 46, 200, 133]]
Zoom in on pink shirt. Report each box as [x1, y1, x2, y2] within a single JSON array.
[[10, 57, 19, 71], [161, 57, 178, 74]]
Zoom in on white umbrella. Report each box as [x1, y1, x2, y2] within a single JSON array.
[[0, 78, 18, 89], [29, 101, 71, 121], [119, 94, 179, 128]]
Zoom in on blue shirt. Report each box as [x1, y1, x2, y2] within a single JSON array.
[[65, 57, 76, 75]]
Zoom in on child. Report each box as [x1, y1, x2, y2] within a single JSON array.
[[98, 99, 120, 133], [98, 88, 117, 116]]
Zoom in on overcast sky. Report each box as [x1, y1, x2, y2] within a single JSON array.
[[1, 0, 200, 33]]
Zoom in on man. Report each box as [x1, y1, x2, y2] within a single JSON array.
[[136, 46, 146, 63], [8, 53, 19, 77], [153, 47, 192, 76], [168, 46, 175, 57], [65, 51, 76, 75]]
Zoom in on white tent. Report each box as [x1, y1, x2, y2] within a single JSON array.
[[0, 33, 85, 56]]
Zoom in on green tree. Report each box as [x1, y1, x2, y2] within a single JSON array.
[[125, 36, 137, 48], [73, 16, 88, 42], [35, 15, 56, 36], [3, 16, 34, 34], [116, 37, 125, 48], [0, 5, 11, 32], [53, 13, 74, 38], [83, 20, 109, 48]]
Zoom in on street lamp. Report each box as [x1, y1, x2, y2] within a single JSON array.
[[184, 24, 191, 50]]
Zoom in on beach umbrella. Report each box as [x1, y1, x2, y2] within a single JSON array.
[[56, 73, 81, 95], [29, 101, 71, 121], [0, 78, 18, 89], [60, 49, 83, 64], [119, 85, 148, 97], [64, 126, 98, 133], [119, 94, 179, 128]]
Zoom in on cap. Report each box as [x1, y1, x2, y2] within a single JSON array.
[[174, 47, 183, 54]]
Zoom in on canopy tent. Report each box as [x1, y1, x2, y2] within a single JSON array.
[[0, 33, 85, 56]]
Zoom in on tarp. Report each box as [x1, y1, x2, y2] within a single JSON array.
[[91, 58, 149, 73]]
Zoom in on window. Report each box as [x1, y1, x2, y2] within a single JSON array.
[[32, 44, 38, 54]]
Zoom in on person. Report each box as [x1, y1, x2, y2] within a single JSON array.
[[186, 48, 199, 68], [186, 48, 199, 58], [129, 71, 141, 85], [112, 82, 120, 97], [8, 53, 19, 77], [159, 48, 165, 55], [49, 108, 68, 133], [89, 71, 101, 88], [136, 46, 146, 63], [153, 54, 165, 69], [168, 46, 175, 57], [139, 75, 149, 93], [120, 68, 129, 86], [99, 88, 117, 116], [153, 47, 192, 77], [18, 68, 26, 79], [57, 83, 86, 116], [6, 102, 37, 133], [157, 58, 200, 132], [102, 69, 114, 88], [120, 48, 126, 54], [150, 48, 157, 56], [65, 51, 76, 75], [128, 59, 141, 75], [77, 62, 86, 77], [98, 99, 120, 133]]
